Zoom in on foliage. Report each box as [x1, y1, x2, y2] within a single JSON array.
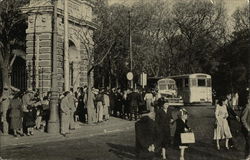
[[0, 0, 28, 90]]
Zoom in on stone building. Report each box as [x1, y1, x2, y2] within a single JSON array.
[[22, 0, 96, 94]]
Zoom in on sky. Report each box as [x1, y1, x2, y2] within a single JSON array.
[[108, 0, 247, 31], [108, 0, 247, 18]]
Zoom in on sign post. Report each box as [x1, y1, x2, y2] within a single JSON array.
[[127, 72, 133, 89], [140, 72, 147, 88]]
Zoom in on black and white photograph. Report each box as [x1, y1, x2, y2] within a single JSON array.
[[0, 0, 249, 159]]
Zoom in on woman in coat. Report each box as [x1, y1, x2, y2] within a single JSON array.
[[213, 97, 232, 150], [9, 92, 24, 137], [155, 102, 172, 160]]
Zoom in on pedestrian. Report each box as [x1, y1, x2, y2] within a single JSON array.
[[96, 89, 104, 123], [135, 111, 159, 160], [68, 90, 76, 129], [0, 87, 10, 135], [116, 88, 123, 118], [174, 108, 191, 160], [170, 106, 182, 146], [86, 88, 98, 124], [232, 91, 239, 111], [60, 91, 74, 136], [213, 97, 232, 150], [76, 87, 85, 122], [22, 89, 36, 135], [127, 88, 141, 121], [144, 89, 154, 112], [226, 93, 240, 149], [103, 89, 110, 121], [241, 98, 250, 159], [109, 88, 116, 116], [9, 92, 24, 137], [122, 89, 130, 119], [155, 102, 172, 160]]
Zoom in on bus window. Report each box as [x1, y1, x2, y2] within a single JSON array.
[[191, 78, 196, 87], [198, 79, 206, 87], [207, 79, 211, 87], [184, 78, 189, 87], [159, 84, 167, 90], [168, 84, 175, 90]]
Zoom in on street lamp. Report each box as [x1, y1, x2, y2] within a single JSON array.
[[47, 0, 59, 134], [128, 10, 133, 89]]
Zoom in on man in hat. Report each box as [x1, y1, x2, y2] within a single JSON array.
[[135, 110, 159, 160]]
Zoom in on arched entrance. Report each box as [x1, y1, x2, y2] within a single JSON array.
[[69, 40, 81, 91], [11, 56, 27, 91]]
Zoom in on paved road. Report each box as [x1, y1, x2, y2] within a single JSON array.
[[0, 106, 246, 160]]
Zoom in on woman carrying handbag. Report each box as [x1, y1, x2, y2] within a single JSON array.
[[174, 108, 193, 160]]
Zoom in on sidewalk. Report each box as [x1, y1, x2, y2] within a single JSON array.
[[0, 117, 135, 148]]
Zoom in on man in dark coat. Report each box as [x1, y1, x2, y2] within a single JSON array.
[[226, 94, 240, 148], [135, 112, 159, 160], [241, 99, 250, 159], [109, 88, 116, 116], [155, 102, 172, 160], [127, 88, 141, 121]]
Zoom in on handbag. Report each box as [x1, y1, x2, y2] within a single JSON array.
[[181, 132, 195, 144]]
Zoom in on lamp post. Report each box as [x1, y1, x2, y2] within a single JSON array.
[[129, 10, 133, 89], [248, 0, 250, 101], [47, 0, 59, 133]]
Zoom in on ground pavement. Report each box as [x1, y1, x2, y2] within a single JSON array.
[[0, 117, 134, 148], [0, 106, 247, 160]]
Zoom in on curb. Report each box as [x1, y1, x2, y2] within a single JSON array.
[[0, 123, 134, 148]]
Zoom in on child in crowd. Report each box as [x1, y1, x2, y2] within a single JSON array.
[[174, 108, 191, 160]]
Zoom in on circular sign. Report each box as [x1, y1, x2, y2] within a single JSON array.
[[127, 72, 133, 80]]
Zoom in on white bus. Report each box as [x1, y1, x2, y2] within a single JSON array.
[[169, 73, 212, 104]]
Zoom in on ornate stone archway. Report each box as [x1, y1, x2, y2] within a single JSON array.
[[22, 0, 97, 94]]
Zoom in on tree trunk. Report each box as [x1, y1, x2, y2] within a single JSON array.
[[1, 64, 11, 88], [86, 64, 94, 124]]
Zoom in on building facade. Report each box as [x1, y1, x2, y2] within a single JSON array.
[[22, 0, 96, 94]]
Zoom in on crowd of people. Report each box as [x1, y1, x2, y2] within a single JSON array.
[[1, 85, 250, 160], [0, 85, 162, 138]]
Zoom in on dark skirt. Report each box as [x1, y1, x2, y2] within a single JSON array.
[[23, 111, 35, 128], [10, 117, 23, 130]]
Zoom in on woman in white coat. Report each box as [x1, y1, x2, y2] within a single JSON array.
[[214, 97, 232, 150]]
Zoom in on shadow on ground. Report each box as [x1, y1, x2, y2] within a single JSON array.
[[107, 143, 136, 160]]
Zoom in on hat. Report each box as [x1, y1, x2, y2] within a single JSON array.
[[180, 108, 188, 116]]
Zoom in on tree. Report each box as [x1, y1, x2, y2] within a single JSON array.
[[171, 0, 227, 74], [72, 0, 115, 124], [0, 0, 28, 95], [213, 5, 250, 97]]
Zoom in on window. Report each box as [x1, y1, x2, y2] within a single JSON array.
[[207, 79, 211, 87], [198, 79, 206, 87], [159, 84, 167, 90], [168, 84, 175, 90], [184, 78, 189, 87]]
